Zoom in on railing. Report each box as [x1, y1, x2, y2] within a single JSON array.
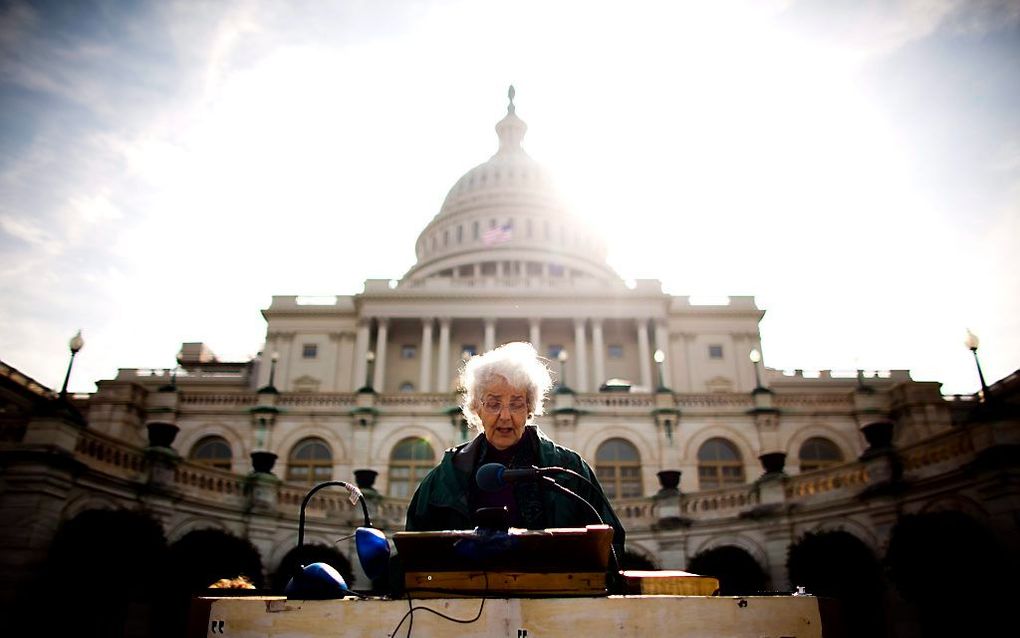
[[613, 497, 655, 524], [64, 418, 997, 531], [173, 463, 247, 503], [774, 394, 854, 409], [378, 394, 456, 408], [574, 394, 655, 409], [675, 394, 754, 409], [179, 393, 258, 406], [899, 426, 975, 473], [75, 429, 147, 478], [278, 394, 357, 408], [785, 464, 870, 499], [680, 485, 759, 516]]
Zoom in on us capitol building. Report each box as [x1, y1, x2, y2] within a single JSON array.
[[1, 90, 1017, 636]]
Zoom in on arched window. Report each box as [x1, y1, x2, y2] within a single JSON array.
[[388, 437, 435, 498], [799, 437, 844, 472], [190, 436, 232, 470], [595, 438, 642, 499], [697, 438, 744, 489], [286, 438, 333, 484]]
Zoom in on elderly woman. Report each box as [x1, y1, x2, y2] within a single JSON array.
[[405, 342, 625, 557]]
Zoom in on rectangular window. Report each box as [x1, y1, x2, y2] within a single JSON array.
[[607, 344, 624, 359], [401, 345, 417, 359], [456, 225, 463, 243], [302, 344, 318, 359], [708, 344, 724, 359], [461, 344, 478, 357], [473, 221, 479, 240]]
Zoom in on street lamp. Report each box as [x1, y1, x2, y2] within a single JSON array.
[[60, 330, 84, 398], [748, 348, 763, 390], [653, 349, 667, 391], [964, 329, 990, 399], [365, 350, 376, 390], [557, 349, 569, 390]]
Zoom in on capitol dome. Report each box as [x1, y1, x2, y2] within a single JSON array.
[[401, 87, 620, 286]]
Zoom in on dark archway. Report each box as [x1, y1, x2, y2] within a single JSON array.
[[687, 545, 767, 595], [886, 510, 1016, 638], [788, 531, 885, 638], [271, 543, 355, 592], [619, 549, 656, 571], [25, 508, 168, 637], [155, 528, 264, 638]]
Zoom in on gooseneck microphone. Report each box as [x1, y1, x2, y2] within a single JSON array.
[[288, 479, 391, 599], [476, 462, 595, 492]]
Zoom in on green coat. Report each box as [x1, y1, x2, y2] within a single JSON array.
[[405, 426, 626, 558]]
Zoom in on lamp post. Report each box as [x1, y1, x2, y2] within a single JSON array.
[[748, 348, 763, 390], [964, 329, 990, 399], [557, 349, 569, 390], [365, 350, 376, 390], [59, 330, 84, 398], [653, 349, 667, 391]]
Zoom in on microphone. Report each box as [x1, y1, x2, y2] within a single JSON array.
[[288, 479, 391, 599], [476, 463, 567, 492]]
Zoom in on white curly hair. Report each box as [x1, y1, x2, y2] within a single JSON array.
[[459, 342, 553, 431]]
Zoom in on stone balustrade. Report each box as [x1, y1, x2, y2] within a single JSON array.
[[66, 417, 998, 534]]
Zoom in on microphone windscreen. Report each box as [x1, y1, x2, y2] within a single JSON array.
[[476, 463, 506, 492]]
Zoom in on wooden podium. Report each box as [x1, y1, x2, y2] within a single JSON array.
[[394, 525, 616, 597]]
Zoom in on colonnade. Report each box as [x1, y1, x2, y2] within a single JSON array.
[[349, 316, 678, 393]]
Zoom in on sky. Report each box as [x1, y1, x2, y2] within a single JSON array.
[[1, 0, 1017, 395]]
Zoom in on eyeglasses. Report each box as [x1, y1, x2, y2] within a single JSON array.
[[481, 398, 528, 414]]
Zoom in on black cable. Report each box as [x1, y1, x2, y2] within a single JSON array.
[[388, 574, 488, 637], [538, 476, 623, 593]]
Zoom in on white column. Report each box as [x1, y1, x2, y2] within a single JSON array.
[[278, 332, 295, 390], [683, 333, 697, 392], [592, 319, 605, 389], [420, 318, 434, 392], [335, 332, 354, 391], [484, 318, 496, 352], [529, 318, 541, 352], [353, 320, 370, 390], [437, 318, 451, 391], [636, 319, 652, 390], [372, 318, 389, 391], [654, 320, 672, 388], [573, 319, 588, 392], [262, 333, 279, 387]]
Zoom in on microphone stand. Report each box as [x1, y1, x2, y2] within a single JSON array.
[[297, 480, 371, 550], [537, 476, 624, 594]]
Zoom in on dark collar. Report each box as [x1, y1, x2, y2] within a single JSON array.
[[452, 425, 540, 474]]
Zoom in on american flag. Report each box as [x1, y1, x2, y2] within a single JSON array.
[[482, 223, 513, 245]]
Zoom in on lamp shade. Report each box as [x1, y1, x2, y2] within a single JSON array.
[[284, 562, 348, 599], [355, 527, 391, 581]]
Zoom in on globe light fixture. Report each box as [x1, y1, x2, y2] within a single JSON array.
[[556, 349, 569, 391], [748, 348, 763, 390], [365, 350, 376, 390], [964, 329, 989, 399], [60, 330, 84, 398], [653, 349, 667, 391]]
